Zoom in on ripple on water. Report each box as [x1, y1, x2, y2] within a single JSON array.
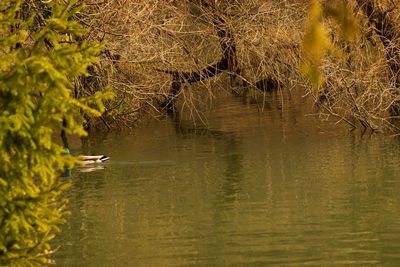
[[53, 93, 400, 266]]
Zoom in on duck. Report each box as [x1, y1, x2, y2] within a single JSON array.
[[78, 155, 110, 165], [61, 120, 109, 173], [64, 148, 110, 165]]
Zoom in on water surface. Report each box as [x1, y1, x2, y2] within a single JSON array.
[[53, 92, 400, 266]]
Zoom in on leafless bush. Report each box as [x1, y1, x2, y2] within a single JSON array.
[[77, 0, 400, 133], [308, 0, 400, 132], [75, 0, 306, 128]]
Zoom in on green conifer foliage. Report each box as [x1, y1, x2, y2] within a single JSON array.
[[0, 1, 109, 265]]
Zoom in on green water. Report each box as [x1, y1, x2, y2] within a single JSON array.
[[53, 93, 400, 266]]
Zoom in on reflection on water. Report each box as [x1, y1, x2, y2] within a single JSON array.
[[53, 92, 400, 266]]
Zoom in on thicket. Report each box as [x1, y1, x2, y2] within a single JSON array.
[[79, 0, 400, 132], [77, 0, 305, 127], [0, 0, 108, 265], [304, 0, 400, 131]]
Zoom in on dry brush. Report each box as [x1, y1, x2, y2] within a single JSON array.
[[78, 0, 400, 133]]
